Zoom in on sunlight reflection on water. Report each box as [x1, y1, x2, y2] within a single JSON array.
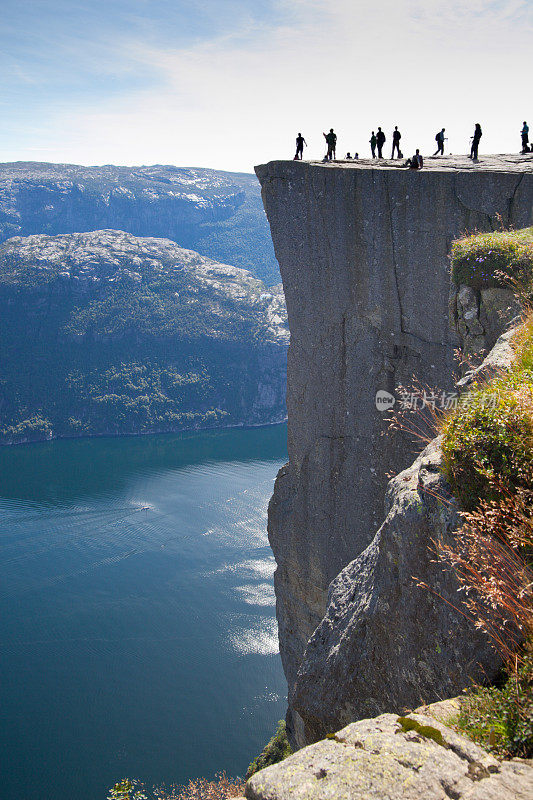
[[0, 425, 288, 800]]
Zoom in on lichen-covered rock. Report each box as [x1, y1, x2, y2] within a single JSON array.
[[245, 712, 533, 800], [255, 156, 533, 742]]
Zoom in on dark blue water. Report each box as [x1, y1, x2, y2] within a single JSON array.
[[0, 425, 288, 800]]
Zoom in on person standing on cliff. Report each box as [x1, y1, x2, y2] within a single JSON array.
[[376, 127, 386, 158], [433, 128, 446, 156], [521, 122, 529, 154], [294, 133, 307, 160], [469, 123, 482, 159], [323, 128, 337, 161], [369, 131, 377, 158], [391, 126, 402, 158]]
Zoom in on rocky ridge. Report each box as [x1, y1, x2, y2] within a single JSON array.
[[290, 437, 494, 746], [0, 230, 287, 343], [0, 162, 280, 284], [289, 327, 518, 745]]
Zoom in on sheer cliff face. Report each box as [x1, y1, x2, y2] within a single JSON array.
[[255, 157, 533, 738]]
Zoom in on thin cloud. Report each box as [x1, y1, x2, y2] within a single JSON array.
[[2, 0, 531, 169]]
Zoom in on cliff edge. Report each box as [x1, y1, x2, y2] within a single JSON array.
[[255, 156, 533, 744]]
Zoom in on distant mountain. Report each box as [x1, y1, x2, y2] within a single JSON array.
[[0, 162, 280, 285], [0, 230, 288, 444]]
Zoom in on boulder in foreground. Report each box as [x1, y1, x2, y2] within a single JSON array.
[[245, 711, 533, 800]]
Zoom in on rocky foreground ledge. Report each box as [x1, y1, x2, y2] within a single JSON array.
[[244, 706, 533, 800]]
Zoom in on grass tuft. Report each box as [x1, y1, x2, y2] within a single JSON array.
[[437, 260, 533, 757], [457, 648, 533, 758], [513, 310, 533, 372], [451, 227, 533, 291], [440, 372, 533, 510]]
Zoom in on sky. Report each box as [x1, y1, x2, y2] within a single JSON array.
[[0, 0, 532, 173]]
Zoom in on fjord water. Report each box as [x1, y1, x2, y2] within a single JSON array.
[[0, 425, 288, 800]]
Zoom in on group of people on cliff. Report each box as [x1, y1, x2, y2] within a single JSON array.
[[293, 121, 531, 167]]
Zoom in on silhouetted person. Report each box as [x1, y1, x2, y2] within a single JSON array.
[[323, 128, 337, 160], [294, 133, 307, 160], [346, 152, 352, 159], [370, 131, 377, 158], [391, 126, 401, 158], [433, 128, 446, 155], [521, 122, 529, 154], [354, 152, 359, 159], [376, 127, 386, 158], [405, 149, 423, 170], [470, 124, 482, 160]]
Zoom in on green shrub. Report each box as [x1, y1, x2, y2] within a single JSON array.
[[108, 779, 147, 800], [442, 242, 533, 757], [440, 372, 533, 510], [451, 227, 533, 290], [245, 720, 292, 780], [0, 414, 53, 443], [457, 646, 533, 758]]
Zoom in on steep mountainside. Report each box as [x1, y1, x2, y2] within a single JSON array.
[[0, 230, 288, 444], [0, 162, 280, 285], [255, 155, 533, 746]]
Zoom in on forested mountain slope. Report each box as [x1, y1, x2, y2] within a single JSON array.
[[0, 230, 288, 444]]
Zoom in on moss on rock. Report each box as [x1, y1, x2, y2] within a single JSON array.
[[451, 227, 533, 291], [397, 717, 446, 746], [245, 720, 292, 780]]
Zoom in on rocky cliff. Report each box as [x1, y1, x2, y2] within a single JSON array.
[[289, 327, 518, 746], [0, 230, 288, 444], [255, 155, 533, 745], [0, 162, 279, 284]]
